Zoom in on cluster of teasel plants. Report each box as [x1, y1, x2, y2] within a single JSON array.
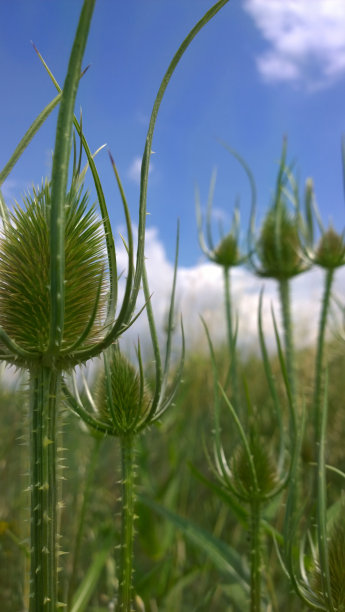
[[0, 0, 231, 610], [185, 139, 345, 610], [3, 2, 345, 611]]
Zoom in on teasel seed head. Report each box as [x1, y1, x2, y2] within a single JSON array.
[[314, 226, 345, 269], [231, 437, 278, 500], [213, 233, 241, 268], [0, 179, 107, 368], [256, 202, 306, 280], [95, 346, 153, 436], [312, 511, 345, 610]]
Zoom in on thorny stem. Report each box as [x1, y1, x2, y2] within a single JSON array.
[[313, 268, 334, 438], [117, 435, 135, 611], [29, 367, 59, 612], [278, 278, 297, 436], [223, 267, 239, 407], [250, 500, 262, 612]]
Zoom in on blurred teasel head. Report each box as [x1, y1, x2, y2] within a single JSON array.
[[231, 435, 278, 501], [196, 144, 256, 269], [311, 509, 345, 610], [251, 141, 308, 280], [303, 177, 345, 270]]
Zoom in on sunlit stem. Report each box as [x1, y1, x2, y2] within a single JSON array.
[[223, 266, 239, 407], [117, 434, 135, 611], [250, 499, 262, 612], [278, 278, 297, 436], [313, 268, 334, 438], [29, 367, 59, 612]]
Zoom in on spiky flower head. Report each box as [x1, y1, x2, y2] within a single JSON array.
[[256, 201, 306, 280], [313, 227, 345, 269], [311, 512, 345, 610], [213, 232, 242, 268], [0, 179, 107, 368], [231, 436, 278, 501], [95, 346, 153, 436]]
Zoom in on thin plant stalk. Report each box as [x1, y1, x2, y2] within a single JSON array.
[[223, 266, 239, 407], [313, 268, 334, 436], [316, 376, 334, 611], [278, 278, 297, 436], [250, 499, 262, 612], [117, 434, 135, 611]]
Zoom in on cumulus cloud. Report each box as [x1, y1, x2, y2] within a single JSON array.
[[1, 178, 21, 202], [116, 226, 345, 361], [243, 0, 345, 89], [127, 155, 154, 183]]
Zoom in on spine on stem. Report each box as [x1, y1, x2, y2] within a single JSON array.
[[223, 267, 239, 407], [250, 500, 262, 612], [29, 367, 60, 612], [278, 278, 297, 434], [117, 434, 135, 612]]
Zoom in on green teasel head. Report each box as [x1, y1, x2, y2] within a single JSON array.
[[95, 345, 153, 435], [311, 511, 345, 610], [63, 224, 185, 438], [256, 202, 306, 279], [0, 178, 107, 369], [251, 141, 308, 280], [303, 177, 345, 270], [196, 144, 256, 269], [212, 223, 242, 268], [231, 435, 278, 500], [314, 227, 345, 269]]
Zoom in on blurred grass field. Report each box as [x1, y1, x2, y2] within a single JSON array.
[[2, 336, 345, 611]]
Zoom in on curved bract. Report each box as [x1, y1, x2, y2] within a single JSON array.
[[64, 222, 184, 439]]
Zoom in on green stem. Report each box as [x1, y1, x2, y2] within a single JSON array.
[[250, 500, 262, 612], [313, 268, 334, 438], [117, 435, 135, 611], [29, 367, 60, 612], [223, 267, 239, 407], [316, 377, 334, 611], [278, 278, 297, 435]]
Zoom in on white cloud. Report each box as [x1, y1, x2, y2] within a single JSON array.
[[243, 0, 345, 89], [127, 155, 154, 183], [116, 226, 345, 361], [1, 178, 20, 202]]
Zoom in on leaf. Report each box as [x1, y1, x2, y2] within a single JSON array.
[[70, 543, 112, 612], [138, 494, 250, 594]]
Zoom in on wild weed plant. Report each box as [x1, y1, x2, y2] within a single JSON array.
[[2, 0, 345, 610], [0, 0, 229, 609]]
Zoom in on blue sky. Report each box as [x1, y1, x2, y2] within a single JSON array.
[[1, 0, 345, 352]]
